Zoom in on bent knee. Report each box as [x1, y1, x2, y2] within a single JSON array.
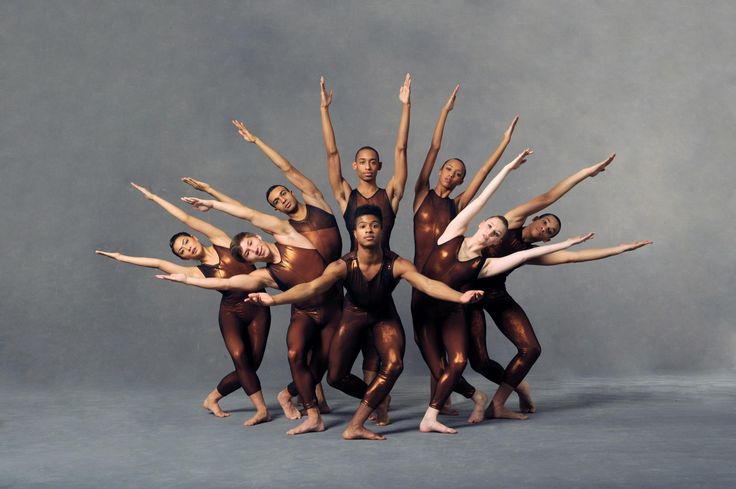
[[519, 345, 541, 362], [287, 348, 307, 365], [383, 359, 404, 379]]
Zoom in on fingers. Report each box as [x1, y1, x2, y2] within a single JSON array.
[[507, 115, 520, 132]]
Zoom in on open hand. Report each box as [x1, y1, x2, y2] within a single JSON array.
[[503, 115, 520, 142], [622, 240, 653, 251], [232, 120, 256, 143], [130, 182, 154, 200], [459, 289, 484, 304], [444, 84, 460, 112], [568, 232, 595, 245], [507, 148, 533, 170], [181, 196, 213, 212], [95, 250, 120, 260], [588, 153, 615, 177], [399, 73, 412, 105], [247, 292, 275, 306], [320, 76, 333, 108], [181, 177, 211, 192], [156, 273, 187, 283]]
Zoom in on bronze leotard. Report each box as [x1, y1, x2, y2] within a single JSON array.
[[466, 227, 540, 387], [343, 188, 395, 252], [197, 245, 271, 397], [289, 204, 343, 263], [413, 189, 458, 272], [325, 250, 405, 409]]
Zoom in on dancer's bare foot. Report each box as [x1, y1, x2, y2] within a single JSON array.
[[516, 381, 536, 413], [202, 389, 230, 418], [419, 417, 458, 434], [343, 424, 385, 441], [244, 410, 272, 427], [277, 388, 301, 420], [286, 416, 325, 435], [467, 390, 489, 424], [372, 395, 391, 426], [485, 402, 529, 420], [439, 397, 459, 416]]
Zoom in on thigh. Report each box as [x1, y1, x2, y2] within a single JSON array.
[[466, 303, 488, 359], [372, 316, 406, 364], [245, 306, 271, 367], [287, 309, 320, 354], [440, 305, 469, 362], [328, 308, 368, 376], [487, 296, 538, 350]]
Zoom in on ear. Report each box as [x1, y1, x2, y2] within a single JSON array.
[[377, 160, 383, 170], [532, 215, 540, 222], [352, 161, 358, 170]]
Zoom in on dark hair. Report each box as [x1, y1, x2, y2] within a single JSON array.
[[354, 146, 380, 162], [537, 213, 562, 236], [353, 204, 383, 229], [230, 231, 258, 263], [265, 184, 288, 206], [486, 214, 509, 229], [169, 232, 193, 259], [441, 158, 467, 178]]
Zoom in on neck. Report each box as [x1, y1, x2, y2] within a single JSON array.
[[462, 235, 484, 257], [289, 202, 308, 221], [266, 242, 281, 264], [357, 244, 382, 264], [357, 179, 379, 195], [519, 226, 533, 243], [433, 182, 453, 199], [199, 245, 219, 265]]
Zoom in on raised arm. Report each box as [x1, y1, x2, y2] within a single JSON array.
[[439, 149, 532, 244], [156, 269, 273, 292], [413, 85, 459, 212], [180, 197, 292, 237], [130, 182, 230, 246], [181, 177, 243, 206], [505, 153, 615, 228], [528, 240, 653, 266], [455, 116, 519, 211], [386, 73, 412, 212], [320, 76, 351, 213], [231, 120, 331, 212], [478, 233, 594, 278], [95, 250, 201, 276], [247, 260, 346, 306], [394, 258, 483, 304]]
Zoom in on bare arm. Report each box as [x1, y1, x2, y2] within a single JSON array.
[[180, 197, 292, 237], [386, 73, 412, 212], [439, 149, 532, 244], [394, 258, 483, 304], [505, 153, 615, 228], [479, 233, 594, 278], [320, 76, 351, 213], [413, 85, 459, 212], [181, 177, 243, 206], [247, 260, 346, 306], [156, 269, 273, 291], [130, 182, 230, 246], [455, 116, 519, 211], [95, 250, 201, 276], [528, 240, 653, 266]]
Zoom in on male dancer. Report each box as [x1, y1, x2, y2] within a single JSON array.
[[248, 205, 484, 440]]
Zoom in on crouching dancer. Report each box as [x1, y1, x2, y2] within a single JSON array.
[[249, 205, 483, 441]]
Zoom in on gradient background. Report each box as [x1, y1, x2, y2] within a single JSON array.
[[2, 0, 734, 390]]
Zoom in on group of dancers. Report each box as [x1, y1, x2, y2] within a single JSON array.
[[97, 75, 652, 440]]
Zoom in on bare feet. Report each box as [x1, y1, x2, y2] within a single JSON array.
[[343, 424, 385, 441], [485, 402, 529, 420], [419, 417, 458, 434], [244, 410, 272, 427], [277, 388, 302, 420], [439, 397, 459, 416], [467, 390, 489, 424], [372, 395, 391, 426], [516, 381, 536, 413], [286, 416, 325, 435], [202, 390, 230, 418], [316, 383, 332, 414]]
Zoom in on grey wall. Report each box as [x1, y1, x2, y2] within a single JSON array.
[[2, 0, 734, 388]]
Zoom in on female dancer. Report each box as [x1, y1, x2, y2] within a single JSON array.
[[96, 182, 271, 426], [413, 150, 595, 433], [321, 74, 410, 403], [412, 85, 518, 414], [161, 197, 341, 435], [248, 205, 483, 441]]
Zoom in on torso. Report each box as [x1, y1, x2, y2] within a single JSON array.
[[413, 189, 457, 272], [421, 235, 484, 290], [197, 245, 261, 306], [475, 227, 534, 293], [341, 250, 400, 316], [267, 243, 337, 309], [288, 204, 343, 263], [343, 188, 395, 252]]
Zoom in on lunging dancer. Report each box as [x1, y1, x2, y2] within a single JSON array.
[[96, 182, 272, 426], [248, 205, 483, 441]]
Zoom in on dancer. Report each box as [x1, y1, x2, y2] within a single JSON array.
[[412, 85, 518, 414], [463, 154, 652, 419], [321, 74, 411, 400], [413, 150, 595, 433], [96, 182, 272, 426], [162, 196, 341, 435], [248, 205, 484, 441]]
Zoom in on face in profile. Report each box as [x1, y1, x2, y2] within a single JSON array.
[[527, 215, 561, 242], [238, 234, 271, 263], [353, 214, 383, 248], [476, 216, 507, 248], [172, 234, 204, 260], [438, 159, 465, 190], [352, 148, 381, 182], [267, 186, 299, 215]]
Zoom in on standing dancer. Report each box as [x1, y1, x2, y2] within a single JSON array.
[[248, 205, 483, 441], [96, 183, 272, 426], [321, 74, 411, 408], [165, 196, 341, 435], [412, 85, 518, 414], [413, 150, 595, 433]]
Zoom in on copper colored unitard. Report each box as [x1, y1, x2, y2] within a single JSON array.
[[268, 243, 342, 409], [198, 245, 272, 397], [466, 227, 540, 388], [414, 236, 484, 410], [326, 250, 405, 409]]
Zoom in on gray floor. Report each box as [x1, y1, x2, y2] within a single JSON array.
[[2, 373, 735, 489]]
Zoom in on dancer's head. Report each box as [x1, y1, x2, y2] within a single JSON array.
[[352, 146, 381, 182], [169, 232, 205, 260], [230, 231, 272, 263], [472, 215, 508, 248], [437, 158, 466, 190], [353, 204, 383, 249], [266, 184, 299, 215], [523, 213, 561, 242]]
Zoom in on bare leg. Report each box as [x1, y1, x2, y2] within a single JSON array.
[[486, 383, 528, 420], [202, 388, 230, 418], [467, 389, 489, 424], [316, 383, 331, 414], [372, 394, 391, 426], [286, 407, 325, 435], [516, 380, 536, 413], [277, 387, 302, 420], [419, 407, 457, 434], [364, 369, 379, 421], [343, 403, 385, 441], [244, 390, 272, 426]]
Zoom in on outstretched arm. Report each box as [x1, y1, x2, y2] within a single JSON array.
[[505, 153, 615, 228], [180, 197, 292, 237], [232, 120, 332, 212], [181, 177, 243, 206], [156, 269, 272, 291], [394, 258, 483, 304], [478, 233, 594, 278], [247, 260, 346, 306], [130, 182, 230, 246], [95, 250, 201, 276], [413, 85, 459, 212], [528, 240, 653, 266], [386, 73, 411, 212], [455, 116, 519, 211], [438, 149, 532, 244], [320, 76, 351, 213]]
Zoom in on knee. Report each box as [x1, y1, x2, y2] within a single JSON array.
[[287, 347, 307, 366], [519, 344, 541, 363], [447, 356, 468, 376], [229, 347, 246, 365], [382, 358, 403, 380], [326, 369, 343, 388], [468, 351, 487, 371]]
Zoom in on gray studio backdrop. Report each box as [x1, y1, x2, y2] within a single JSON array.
[[1, 0, 734, 388]]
